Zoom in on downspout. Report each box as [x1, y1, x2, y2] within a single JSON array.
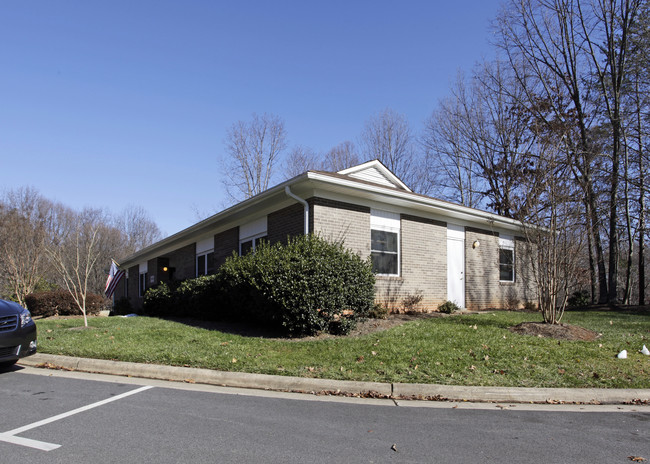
[[285, 186, 309, 235]]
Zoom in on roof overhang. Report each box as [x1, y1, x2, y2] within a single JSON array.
[[119, 170, 525, 268]]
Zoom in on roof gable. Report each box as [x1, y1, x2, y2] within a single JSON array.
[[337, 160, 411, 192]]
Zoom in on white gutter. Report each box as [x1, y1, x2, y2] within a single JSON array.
[[285, 186, 309, 234]]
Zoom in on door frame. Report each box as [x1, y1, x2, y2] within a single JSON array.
[[447, 224, 465, 308]]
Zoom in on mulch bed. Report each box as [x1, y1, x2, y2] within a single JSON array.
[[508, 322, 600, 341]]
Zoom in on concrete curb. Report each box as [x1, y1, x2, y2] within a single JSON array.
[[19, 354, 650, 405]]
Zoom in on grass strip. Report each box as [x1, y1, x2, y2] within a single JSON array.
[[35, 310, 649, 389]]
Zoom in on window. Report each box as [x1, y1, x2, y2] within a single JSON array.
[[371, 230, 398, 274], [239, 235, 266, 255], [370, 209, 400, 276], [196, 237, 215, 277], [139, 272, 147, 297], [138, 262, 148, 297], [196, 252, 215, 276], [239, 217, 268, 256], [499, 234, 515, 282]]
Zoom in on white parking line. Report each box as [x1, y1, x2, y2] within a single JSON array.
[[0, 385, 154, 451]]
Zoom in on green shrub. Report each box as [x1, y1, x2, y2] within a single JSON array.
[[567, 290, 590, 308], [142, 235, 375, 336], [112, 297, 133, 315], [143, 282, 174, 316], [217, 235, 376, 336], [25, 290, 107, 317], [437, 300, 460, 314], [142, 276, 222, 319]]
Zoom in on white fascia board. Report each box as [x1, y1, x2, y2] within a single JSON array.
[[307, 172, 524, 233]]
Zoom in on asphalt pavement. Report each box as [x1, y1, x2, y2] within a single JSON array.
[[18, 353, 650, 405], [4, 368, 648, 463]]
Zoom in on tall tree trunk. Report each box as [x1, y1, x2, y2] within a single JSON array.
[[585, 200, 598, 304], [636, 79, 646, 305], [639, 127, 647, 305], [608, 122, 620, 304], [585, 177, 609, 303], [623, 140, 633, 304]]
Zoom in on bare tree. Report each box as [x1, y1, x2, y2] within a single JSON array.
[[624, 2, 650, 303], [46, 207, 106, 327], [284, 145, 319, 178], [283, 141, 360, 178], [322, 141, 360, 172], [422, 62, 540, 218], [496, 0, 611, 303], [0, 188, 52, 306], [113, 205, 163, 256], [422, 76, 482, 208], [519, 141, 584, 323], [360, 108, 426, 192], [222, 113, 287, 201], [579, 0, 643, 302]]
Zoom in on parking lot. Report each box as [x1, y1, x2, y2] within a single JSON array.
[[1, 366, 648, 463]]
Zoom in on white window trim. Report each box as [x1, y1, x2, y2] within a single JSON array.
[[370, 209, 401, 277], [499, 234, 515, 282], [138, 272, 147, 297], [196, 249, 214, 276], [239, 233, 266, 255]]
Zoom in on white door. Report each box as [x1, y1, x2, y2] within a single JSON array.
[[447, 229, 465, 308]]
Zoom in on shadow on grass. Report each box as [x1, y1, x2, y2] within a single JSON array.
[[565, 303, 650, 315], [160, 317, 287, 339]]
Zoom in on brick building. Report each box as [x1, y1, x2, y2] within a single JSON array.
[[115, 160, 537, 311]]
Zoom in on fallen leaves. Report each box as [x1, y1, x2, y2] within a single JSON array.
[[628, 456, 646, 462]]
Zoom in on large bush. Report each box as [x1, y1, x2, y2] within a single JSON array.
[[143, 275, 222, 320], [143, 235, 376, 336], [25, 290, 107, 317], [218, 235, 375, 335]]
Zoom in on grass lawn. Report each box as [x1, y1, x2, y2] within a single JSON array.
[[35, 310, 649, 389]]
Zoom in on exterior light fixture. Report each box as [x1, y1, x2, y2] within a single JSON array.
[[163, 266, 169, 272], [472, 240, 480, 249]]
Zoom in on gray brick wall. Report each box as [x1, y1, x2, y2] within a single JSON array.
[[214, 227, 239, 268], [167, 243, 197, 281], [375, 214, 448, 311], [312, 201, 450, 312], [465, 227, 536, 310], [268, 203, 305, 245], [127, 264, 141, 309], [311, 198, 371, 255]]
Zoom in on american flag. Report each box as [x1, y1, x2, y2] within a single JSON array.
[[105, 260, 125, 298]]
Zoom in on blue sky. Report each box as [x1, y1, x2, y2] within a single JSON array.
[[0, 1, 501, 236]]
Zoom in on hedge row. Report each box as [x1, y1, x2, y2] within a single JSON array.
[[25, 290, 107, 317], [143, 235, 376, 336]]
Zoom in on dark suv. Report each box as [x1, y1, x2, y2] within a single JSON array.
[[0, 299, 37, 369]]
